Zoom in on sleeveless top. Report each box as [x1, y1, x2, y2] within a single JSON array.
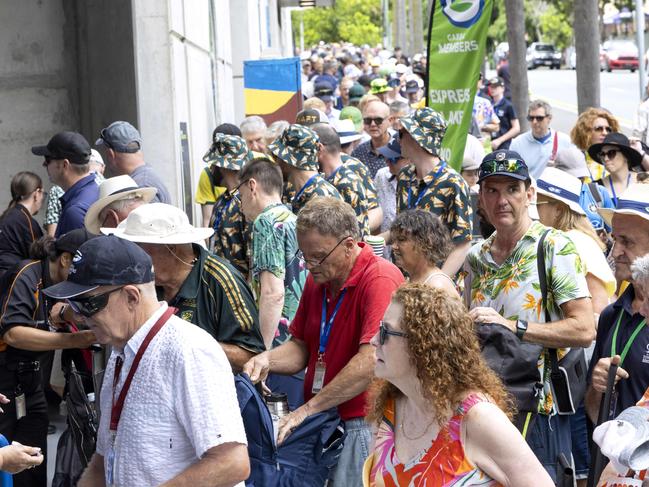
[[363, 393, 502, 487]]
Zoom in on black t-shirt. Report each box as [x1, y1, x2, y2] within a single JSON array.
[[0, 204, 43, 279], [0, 259, 51, 363], [588, 285, 649, 415], [492, 98, 517, 149]]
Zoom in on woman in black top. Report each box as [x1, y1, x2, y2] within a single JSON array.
[[0, 230, 96, 487], [0, 172, 45, 279]]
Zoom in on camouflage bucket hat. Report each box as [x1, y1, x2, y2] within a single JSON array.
[[202, 134, 251, 170], [400, 107, 447, 156], [268, 124, 320, 171]]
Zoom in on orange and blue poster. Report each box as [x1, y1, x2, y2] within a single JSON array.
[[244, 57, 302, 124]]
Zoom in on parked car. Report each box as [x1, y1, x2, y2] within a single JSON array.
[[600, 39, 639, 72], [526, 43, 561, 69]]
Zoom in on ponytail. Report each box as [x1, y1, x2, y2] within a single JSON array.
[[1, 172, 43, 221]]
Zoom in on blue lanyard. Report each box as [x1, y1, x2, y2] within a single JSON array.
[[407, 162, 446, 209], [319, 289, 347, 356], [213, 197, 233, 231], [293, 174, 319, 204], [326, 166, 342, 183], [609, 173, 631, 207]]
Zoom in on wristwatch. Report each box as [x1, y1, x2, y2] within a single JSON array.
[[516, 319, 528, 340]]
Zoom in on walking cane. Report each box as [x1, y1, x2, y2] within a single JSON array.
[[586, 362, 619, 487]]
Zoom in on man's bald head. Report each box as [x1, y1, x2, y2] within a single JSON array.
[[362, 100, 390, 118], [362, 100, 391, 141]]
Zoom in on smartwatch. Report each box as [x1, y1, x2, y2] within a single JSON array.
[[516, 319, 528, 340]]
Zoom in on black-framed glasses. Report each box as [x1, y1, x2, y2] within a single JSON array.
[[363, 117, 385, 126], [294, 236, 350, 267], [67, 286, 124, 318], [598, 149, 619, 161], [526, 115, 548, 122], [379, 321, 407, 345], [593, 125, 611, 133]]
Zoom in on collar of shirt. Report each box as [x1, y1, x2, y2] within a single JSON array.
[[120, 301, 168, 360], [325, 243, 374, 294], [59, 173, 98, 206], [532, 129, 553, 144], [480, 220, 541, 266], [613, 284, 638, 317], [168, 244, 205, 302]]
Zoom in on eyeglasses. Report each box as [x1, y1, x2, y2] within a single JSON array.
[[363, 117, 385, 126], [479, 158, 526, 178], [593, 125, 611, 133], [67, 286, 124, 318], [378, 321, 407, 345], [294, 236, 350, 267], [527, 115, 548, 122], [598, 149, 619, 161]]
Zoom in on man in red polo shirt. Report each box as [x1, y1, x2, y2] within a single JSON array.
[[243, 197, 403, 486]]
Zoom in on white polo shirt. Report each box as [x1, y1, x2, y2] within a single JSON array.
[[96, 302, 247, 486], [509, 128, 575, 180]]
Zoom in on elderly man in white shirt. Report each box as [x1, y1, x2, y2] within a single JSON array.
[[44, 235, 249, 487]]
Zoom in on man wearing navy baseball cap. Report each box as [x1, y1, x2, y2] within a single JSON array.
[[44, 235, 249, 486], [465, 149, 594, 481], [32, 132, 99, 237]]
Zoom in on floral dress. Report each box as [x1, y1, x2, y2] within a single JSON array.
[[363, 394, 502, 487]]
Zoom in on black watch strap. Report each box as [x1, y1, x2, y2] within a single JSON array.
[[516, 319, 528, 340]]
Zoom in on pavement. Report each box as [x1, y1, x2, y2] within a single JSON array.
[[524, 67, 645, 135]]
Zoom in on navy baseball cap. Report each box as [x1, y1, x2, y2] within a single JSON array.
[[43, 235, 154, 299], [55, 228, 96, 255], [478, 150, 530, 183], [95, 121, 142, 153], [31, 132, 92, 164], [378, 135, 402, 162], [314, 81, 334, 102]]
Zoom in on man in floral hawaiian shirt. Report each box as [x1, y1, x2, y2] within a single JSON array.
[[464, 149, 595, 483], [268, 124, 342, 215]]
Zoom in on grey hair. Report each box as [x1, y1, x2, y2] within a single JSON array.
[[266, 120, 290, 144], [631, 253, 649, 284], [528, 99, 552, 117], [98, 195, 145, 221], [311, 123, 341, 155], [240, 115, 267, 136], [389, 100, 410, 117], [296, 197, 360, 240]]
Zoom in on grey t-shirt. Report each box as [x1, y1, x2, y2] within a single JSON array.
[[130, 164, 172, 204]]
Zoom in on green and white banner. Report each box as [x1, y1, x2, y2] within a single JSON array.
[[426, 0, 494, 171]]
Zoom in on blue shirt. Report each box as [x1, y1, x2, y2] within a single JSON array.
[[580, 182, 614, 231], [509, 129, 575, 180], [55, 174, 100, 237], [130, 164, 172, 204]]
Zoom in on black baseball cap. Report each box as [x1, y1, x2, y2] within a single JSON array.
[[488, 77, 504, 87], [43, 235, 154, 299], [405, 80, 420, 94], [55, 228, 97, 255], [478, 150, 530, 183], [296, 108, 327, 126], [314, 81, 334, 102], [31, 132, 92, 164]]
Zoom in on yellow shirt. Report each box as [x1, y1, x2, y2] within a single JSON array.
[[195, 167, 226, 205]]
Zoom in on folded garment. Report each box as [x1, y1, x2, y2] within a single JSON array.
[[594, 406, 649, 474]]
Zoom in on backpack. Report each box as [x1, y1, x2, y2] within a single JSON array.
[[235, 374, 346, 486]]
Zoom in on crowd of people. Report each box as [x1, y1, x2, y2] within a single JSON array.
[[2, 43, 649, 487]]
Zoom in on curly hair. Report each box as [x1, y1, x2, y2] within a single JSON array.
[[367, 284, 514, 426], [390, 210, 451, 266], [570, 107, 620, 151]]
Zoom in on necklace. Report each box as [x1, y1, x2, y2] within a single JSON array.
[[399, 418, 435, 441], [398, 398, 435, 441]]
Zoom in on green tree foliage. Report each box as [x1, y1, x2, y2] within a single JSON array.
[[538, 3, 573, 50], [292, 0, 383, 47]]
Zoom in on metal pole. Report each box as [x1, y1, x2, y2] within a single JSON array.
[[383, 0, 391, 49], [636, 0, 646, 99]]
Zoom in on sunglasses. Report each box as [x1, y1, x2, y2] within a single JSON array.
[[526, 115, 548, 122], [598, 149, 619, 161], [67, 286, 124, 318], [363, 117, 385, 126], [294, 236, 349, 267], [378, 321, 407, 345], [479, 158, 526, 177], [593, 125, 612, 133]]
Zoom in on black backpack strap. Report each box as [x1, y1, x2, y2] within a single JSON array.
[[588, 182, 602, 205], [537, 228, 560, 374]]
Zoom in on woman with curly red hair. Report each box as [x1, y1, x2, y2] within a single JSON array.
[[570, 107, 619, 182], [363, 284, 552, 486]]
